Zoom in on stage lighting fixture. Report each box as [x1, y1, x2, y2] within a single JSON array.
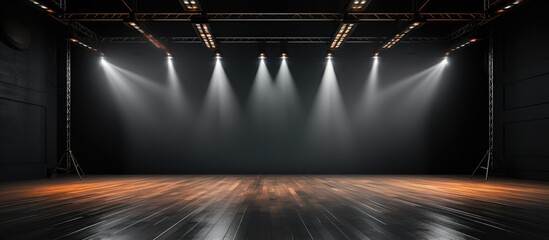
[[329, 22, 357, 50], [259, 51, 266, 59], [179, 0, 201, 11], [68, 38, 100, 53], [442, 57, 449, 64], [349, 0, 370, 11], [373, 51, 380, 57], [193, 22, 218, 49], [444, 38, 480, 56], [326, 51, 334, 59], [28, 0, 55, 13], [280, 51, 288, 59], [215, 50, 222, 59], [380, 21, 425, 50], [125, 21, 171, 56], [495, 0, 524, 13]]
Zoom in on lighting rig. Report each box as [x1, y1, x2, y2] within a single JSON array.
[[192, 22, 218, 49], [444, 38, 480, 56], [179, 0, 201, 12], [494, 0, 525, 14], [68, 38, 102, 55], [27, 0, 57, 14], [348, 0, 370, 12], [125, 20, 172, 57], [377, 21, 425, 55], [329, 21, 358, 50]]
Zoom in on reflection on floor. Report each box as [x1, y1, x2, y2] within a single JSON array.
[[1, 175, 548, 239]]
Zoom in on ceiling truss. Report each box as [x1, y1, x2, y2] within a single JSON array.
[[61, 12, 486, 22]]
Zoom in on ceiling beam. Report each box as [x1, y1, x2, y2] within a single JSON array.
[[60, 12, 486, 22], [101, 36, 446, 44]]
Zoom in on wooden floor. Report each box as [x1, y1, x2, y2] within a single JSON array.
[[1, 176, 548, 240]]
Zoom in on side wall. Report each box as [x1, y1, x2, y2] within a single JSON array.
[[495, 0, 549, 180], [0, 0, 59, 180]]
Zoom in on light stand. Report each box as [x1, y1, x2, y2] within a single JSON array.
[[53, 41, 85, 180], [471, 20, 494, 181]]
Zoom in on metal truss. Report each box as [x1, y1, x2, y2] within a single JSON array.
[[61, 12, 486, 22], [101, 36, 445, 44], [70, 21, 99, 40]]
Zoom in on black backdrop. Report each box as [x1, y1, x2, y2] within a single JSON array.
[[69, 42, 487, 174]]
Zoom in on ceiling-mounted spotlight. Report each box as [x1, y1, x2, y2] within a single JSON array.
[[280, 51, 288, 59], [259, 51, 266, 59], [215, 50, 222, 59], [373, 51, 380, 57], [326, 50, 334, 59]]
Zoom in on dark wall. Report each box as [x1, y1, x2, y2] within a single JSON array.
[[71, 40, 487, 174], [494, 0, 549, 180], [0, 1, 59, 180]]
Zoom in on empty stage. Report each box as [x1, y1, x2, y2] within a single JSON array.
[[1, 176, 548, 239]]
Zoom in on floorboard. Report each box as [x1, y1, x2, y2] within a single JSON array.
[[0, 175, 548, 239]]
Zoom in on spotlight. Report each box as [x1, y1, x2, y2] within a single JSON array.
[[326, 51, 333, 59], [215, 50, 222, 59], [166, 52, 173, 59], [442, 57, 449, 64], [373, 51, 380, 58], [280, 51, 288, 59], [259, 51, 266, 59], [100, 56, 106, 65]]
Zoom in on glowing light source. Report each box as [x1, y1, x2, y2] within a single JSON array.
[[349, 0, 369, 11], [125, 21, 171, 56], [193, 22, 218, 49], [326, 51, 334, 59], [442, 57, 449, 64], [495, 0, 524, 13], [280, 51, 288, 59], [215, 50, 222, 59], [444, 38, 480, 56], [373, 51, 380, 57], [28, 0, 55, 13], [68, 38, 101, 54], [179, 0, 201, 11], [380, 21, 425, 50], [259, 51, 266, 59], [329, 22, 357, 50]]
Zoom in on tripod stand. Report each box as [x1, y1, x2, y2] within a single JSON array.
[[471, 20, 495, 181], [53, 41, 85, 180]]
